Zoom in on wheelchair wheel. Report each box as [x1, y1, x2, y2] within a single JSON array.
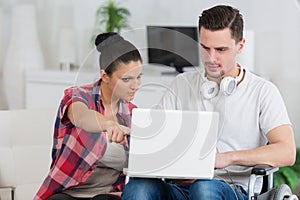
[[273, 184, 298, 200]]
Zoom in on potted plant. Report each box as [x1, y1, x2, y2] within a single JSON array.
[[91, 0, 131, 44], [274, 148, 300, 190]]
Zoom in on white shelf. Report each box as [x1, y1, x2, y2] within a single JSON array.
[[25, 68, 175, 109], [25, 69, 99, 85]]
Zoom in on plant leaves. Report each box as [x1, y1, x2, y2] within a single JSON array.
[[274, 172, 288, 188], [90, 0, 131, 44], [273, 148, 300, 190], [283, 167, 299, 189]]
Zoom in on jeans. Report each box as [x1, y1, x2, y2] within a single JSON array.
[[47, 193, 121, 200], [121, 178, 248, 200]]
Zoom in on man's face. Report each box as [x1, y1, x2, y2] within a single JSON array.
[[199, 27, 244, 82]]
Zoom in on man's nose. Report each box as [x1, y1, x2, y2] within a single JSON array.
[[207, 50, 217, 62]]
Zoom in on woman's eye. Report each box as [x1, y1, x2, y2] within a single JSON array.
[[121, 78, 130, 82]]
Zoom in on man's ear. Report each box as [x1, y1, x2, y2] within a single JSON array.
[[237, 38, 245, 53], [100, 70, 110, 83]]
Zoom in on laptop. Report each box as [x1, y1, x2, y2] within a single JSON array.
[[124, 108, 219, 179]]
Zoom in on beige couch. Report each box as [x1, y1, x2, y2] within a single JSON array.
[[0, 108, 56, 200]]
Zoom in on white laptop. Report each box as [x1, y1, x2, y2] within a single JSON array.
[[124, 108, 219, 179]]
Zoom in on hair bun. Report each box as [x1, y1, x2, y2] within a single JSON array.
[[95, 32, 124, 52]]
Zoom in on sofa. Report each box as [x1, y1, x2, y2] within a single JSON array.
[[0, 108, 57, 200]]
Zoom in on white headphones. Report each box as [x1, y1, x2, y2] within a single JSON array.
[[200, 67, 244, 99]]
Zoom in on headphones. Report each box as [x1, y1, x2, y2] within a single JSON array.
[[200, 67, 244, 99]]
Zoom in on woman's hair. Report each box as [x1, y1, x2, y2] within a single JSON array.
[[198, 5, 244, 43], [95, 32, 142, 76]]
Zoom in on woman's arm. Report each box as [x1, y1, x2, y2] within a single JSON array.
[[67, 101, 130, 143]]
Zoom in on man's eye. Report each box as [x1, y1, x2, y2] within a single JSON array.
[[216, 48, 226, 52], [202, 46, 209, 51]]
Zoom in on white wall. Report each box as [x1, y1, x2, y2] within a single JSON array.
[[0, 0, 299, 145]]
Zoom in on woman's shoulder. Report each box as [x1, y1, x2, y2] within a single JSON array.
[[64, 80, 100, 95]]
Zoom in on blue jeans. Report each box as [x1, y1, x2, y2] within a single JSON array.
[[121, 178, 248, 200]]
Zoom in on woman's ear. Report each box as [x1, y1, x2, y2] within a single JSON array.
[[100, 70, 110, 83]]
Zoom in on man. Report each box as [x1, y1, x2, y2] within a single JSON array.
[[122, 5, 296, 199]]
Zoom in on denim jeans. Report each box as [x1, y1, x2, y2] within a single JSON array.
[[47, 193, 121, 200], [121, 178, 248, 200]]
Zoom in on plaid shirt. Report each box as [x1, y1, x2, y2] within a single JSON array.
[[34, 80, 136, 200]]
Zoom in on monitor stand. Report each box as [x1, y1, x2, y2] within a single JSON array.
[[161, 70, 180, 76], [143, 64, 178, 76]]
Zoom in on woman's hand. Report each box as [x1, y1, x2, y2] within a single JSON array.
[[104, 120, 130, 145]]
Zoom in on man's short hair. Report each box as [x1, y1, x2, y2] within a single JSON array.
[[198, 5, 244, 43]]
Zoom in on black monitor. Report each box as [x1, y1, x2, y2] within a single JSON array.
[[147, 26, 199, 73]]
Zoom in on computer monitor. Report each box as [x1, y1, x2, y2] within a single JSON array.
[[147, 26, 199, 73]]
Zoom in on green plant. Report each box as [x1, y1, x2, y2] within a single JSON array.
[[274, 148, 300, 190], [91, 0, 131, 44]]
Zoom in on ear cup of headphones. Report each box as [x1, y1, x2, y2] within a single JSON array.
[[220, 77, 237, 96], [201, 66, 244, 99], [200, 80, 219, 99]]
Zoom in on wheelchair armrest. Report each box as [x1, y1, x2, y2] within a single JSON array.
[[251, 165, 278, 176], [249, 165, 279, 199]]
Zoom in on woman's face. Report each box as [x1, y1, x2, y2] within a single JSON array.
[[106, 60, 142, 101]]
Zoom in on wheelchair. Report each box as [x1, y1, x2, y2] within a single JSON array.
[[248, 165, 299, 200]]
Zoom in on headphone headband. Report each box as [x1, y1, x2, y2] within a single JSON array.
[[236, 66, 244, 83]]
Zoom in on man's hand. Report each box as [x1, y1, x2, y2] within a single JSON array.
[[171, 179, 196, 186], [215, 152, 232, 169]]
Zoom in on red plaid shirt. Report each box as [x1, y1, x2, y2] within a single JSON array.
[[34, 80, 136, 200]]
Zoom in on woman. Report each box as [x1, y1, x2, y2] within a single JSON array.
[[34, 32, 143, 200]]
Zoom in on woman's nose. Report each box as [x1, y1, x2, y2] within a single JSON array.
[[131, 78, 141, 89]]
